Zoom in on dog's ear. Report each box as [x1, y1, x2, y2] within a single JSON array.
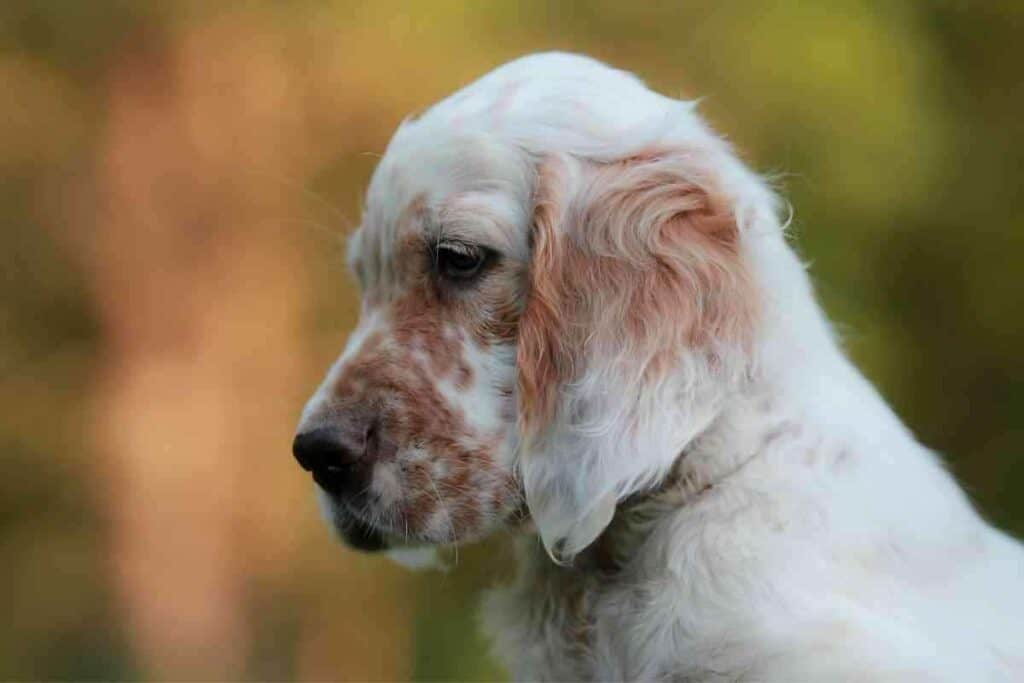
[[516, 152, 756, 562]]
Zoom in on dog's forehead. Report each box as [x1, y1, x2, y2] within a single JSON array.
[[352, 125, 533, 277]]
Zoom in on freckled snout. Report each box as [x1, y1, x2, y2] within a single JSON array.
[[292, 416, 379, 496]]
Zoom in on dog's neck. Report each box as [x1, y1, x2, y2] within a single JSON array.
[[547, 332, 913, 579], [565, 385, 794, 575], [491, 395, 785, 681]]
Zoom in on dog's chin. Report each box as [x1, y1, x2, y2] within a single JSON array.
[[337, 514, 390, 552], [316, 489, 390, 552]]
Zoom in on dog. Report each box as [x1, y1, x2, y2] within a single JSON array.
[[293, 53, 1024, 681]]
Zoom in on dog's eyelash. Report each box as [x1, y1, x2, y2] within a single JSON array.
[[437, 240, 475, 256], [432, 240, 494, 282]]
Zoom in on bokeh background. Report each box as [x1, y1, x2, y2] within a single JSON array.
[[1, 1, 1022, 680]]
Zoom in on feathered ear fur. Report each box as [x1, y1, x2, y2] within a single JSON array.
[[517, 151, 757, 562]]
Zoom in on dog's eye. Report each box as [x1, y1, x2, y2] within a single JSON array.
[[436, 243, 488, 281]]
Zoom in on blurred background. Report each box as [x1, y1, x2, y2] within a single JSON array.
[[1, 1, 1021, 679]]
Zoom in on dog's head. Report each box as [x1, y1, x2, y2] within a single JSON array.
[[294, 53, 778, 561]]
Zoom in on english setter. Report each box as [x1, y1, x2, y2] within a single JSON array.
[[293, 53, 1024, 681]]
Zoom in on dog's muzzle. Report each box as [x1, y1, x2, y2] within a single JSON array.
[[293, 416, 390, 552]]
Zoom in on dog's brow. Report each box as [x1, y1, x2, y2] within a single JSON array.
[[436, 199, 525, 258]]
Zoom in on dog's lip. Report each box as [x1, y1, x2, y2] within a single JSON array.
[[310, 464, 349, 493]]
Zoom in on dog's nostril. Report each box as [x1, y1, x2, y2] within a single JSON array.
[[292, 427, 362, 472]]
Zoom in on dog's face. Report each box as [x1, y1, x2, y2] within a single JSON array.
[[294, 132, 533, 551], [294, 53, 767, 560]]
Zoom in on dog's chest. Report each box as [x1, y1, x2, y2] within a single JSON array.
[[481, 537, 665, 682], [483, 564, 612, 681]]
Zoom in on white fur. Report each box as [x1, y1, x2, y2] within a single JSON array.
[[336, 53, 1024, 680]]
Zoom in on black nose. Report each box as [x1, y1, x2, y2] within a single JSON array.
[[292, 427, 364, 473]]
